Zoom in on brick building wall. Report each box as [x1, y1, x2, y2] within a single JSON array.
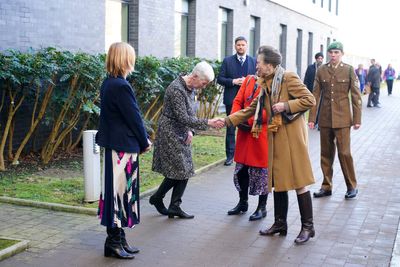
[[0, 0, 105, 53], [133, 0, 338, 79]]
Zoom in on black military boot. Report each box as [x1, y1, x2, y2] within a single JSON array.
[[249, 194, 268, 221], [294, 191, 315, 244], [259, 191, 288, 236]]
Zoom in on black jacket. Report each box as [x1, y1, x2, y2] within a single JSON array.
[[96, 76, 149, 153], [304, 63, 318, 92]]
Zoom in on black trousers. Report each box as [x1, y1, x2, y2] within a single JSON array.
[[386, 80, 394, 95], [367, 86, 380, 106], [225, 105, 236, 160]]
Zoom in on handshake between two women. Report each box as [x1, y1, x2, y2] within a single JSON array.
[[207, 118, 226, 129]]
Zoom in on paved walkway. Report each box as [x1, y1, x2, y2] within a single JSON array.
[[1, 89, 400, 267]]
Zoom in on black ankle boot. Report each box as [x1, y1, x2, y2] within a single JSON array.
[[168, 205, 194, 219], [149, 195, 168, 216], [227, 200, 248, 215], [167, 180, 194, 219], [259, 191, 288, 236], [105, 227, 135, 259], [149, 178, 177, 216], [120, 228, 140, 254], [294, 191, 315, 244], [249, 194, 267, 221]]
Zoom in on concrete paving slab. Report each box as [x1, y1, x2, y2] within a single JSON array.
[[1, 91, 400, 266]]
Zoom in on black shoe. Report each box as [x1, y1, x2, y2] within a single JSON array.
[[374, 104, 381, 108], [345, 188, 358, 199], [227, 200, 248, 215], [313, 189, 332, 198], [367, 105, 372, 108], [149, 195, 168, 216], [249, 208, 266, 221], [168, 206, 194, 219], [224, 158, 233, 166]]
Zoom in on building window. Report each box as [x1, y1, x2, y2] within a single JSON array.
[[336, 0, 339, 15], [175, 0, 189, 57], [218, 8, 233, 60], [279, 24, 287, 68], [105, 0, 130, 51], [307, 32, 313, 65], [296, 29, 303, 76], [249, 16, 260, 57]]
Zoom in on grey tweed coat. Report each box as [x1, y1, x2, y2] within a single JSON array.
[[152, 76, 208, 180]]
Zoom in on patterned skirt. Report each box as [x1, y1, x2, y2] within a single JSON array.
[[98, 148, 140, 228], [233, 163, 268, 195]]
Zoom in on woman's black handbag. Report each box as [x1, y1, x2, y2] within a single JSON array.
[[281, 111, 305, 124]]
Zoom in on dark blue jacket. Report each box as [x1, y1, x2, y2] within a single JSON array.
[[304, 63, 318, 92], [96, 76, 149, 153], [217, 54, 256, 105]]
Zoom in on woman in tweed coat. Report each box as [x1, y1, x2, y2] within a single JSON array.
[[150, 61, 223, 219]]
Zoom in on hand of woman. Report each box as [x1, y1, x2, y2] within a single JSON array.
[[208, 118, 225, 129], [142, 139, 152, 154], [185, 131, 193, 145], [272, 102, 285, 113]]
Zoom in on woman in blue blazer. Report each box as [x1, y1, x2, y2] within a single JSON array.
[[96, 42, 151, 259]]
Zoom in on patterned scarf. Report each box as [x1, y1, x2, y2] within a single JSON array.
[[251, 65, 285, 137]]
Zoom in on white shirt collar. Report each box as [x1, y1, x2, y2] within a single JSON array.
[[237, 54, 246, 62]]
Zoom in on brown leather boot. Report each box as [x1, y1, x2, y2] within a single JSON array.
[[294, 191, 315, 244], [259, 191, 288, 236]]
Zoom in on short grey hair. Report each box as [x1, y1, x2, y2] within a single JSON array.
[[191, 61, 215, 82]]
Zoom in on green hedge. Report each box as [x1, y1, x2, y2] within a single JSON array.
[[0, 48, 222, 170]]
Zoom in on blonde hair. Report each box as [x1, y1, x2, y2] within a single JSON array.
[[106, 42, 136, 77]]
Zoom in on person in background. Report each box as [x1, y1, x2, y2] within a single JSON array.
[[367, 59, 382, 108], [383, 63, 396, 95], [355, 64, 368, 94], [304, 52, 324, 93], [309, 41, 362, 200], [224, 45, 316, 244], [227, 74, 269, 221], [96, 42, 152, 259], [217, 36, 257, 166], [304, 52, 324, 129], [150, 62, 224, 219]]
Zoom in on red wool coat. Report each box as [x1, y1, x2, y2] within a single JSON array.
[[232, 75, 268, 168]]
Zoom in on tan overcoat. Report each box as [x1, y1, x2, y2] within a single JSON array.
[[227, 72, 316, 192]]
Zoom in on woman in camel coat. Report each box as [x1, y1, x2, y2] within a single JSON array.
[[225, 45, 316, 244]]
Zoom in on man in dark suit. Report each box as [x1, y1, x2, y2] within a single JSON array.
[[304, 52, 324, 93], [304, 52, 324, 129], [217, 36, 256, 166]]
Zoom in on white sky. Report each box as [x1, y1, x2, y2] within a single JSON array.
[[339, 0, 399, 67]]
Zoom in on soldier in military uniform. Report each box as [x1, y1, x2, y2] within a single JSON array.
[[308, 41, 362, 199]]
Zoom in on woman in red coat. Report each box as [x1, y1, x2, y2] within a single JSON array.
[[227, 75, 269, 221]]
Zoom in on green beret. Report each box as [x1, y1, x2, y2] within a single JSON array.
[[327, 41, 343, 52]]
